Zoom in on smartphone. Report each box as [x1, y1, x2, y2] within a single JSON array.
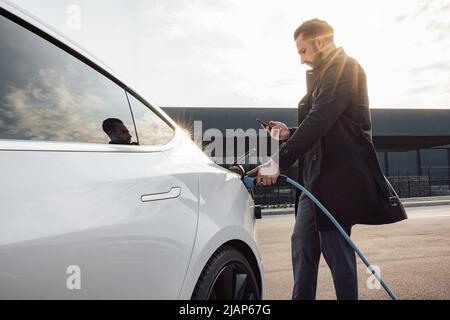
[[256, 118, 272, 129]]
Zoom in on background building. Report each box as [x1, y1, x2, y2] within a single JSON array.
[[163, 107, 450, 202]]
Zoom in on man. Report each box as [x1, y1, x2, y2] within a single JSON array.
[[102, 118, 137, 145], [249, 19, 407, 300]]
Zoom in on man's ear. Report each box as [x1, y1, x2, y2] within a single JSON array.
[[314, 37, 324, 50]]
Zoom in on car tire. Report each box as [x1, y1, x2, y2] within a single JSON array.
[[191, 246, 260, 300]]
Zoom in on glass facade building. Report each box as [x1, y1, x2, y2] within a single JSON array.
[[164, 107, 450, 199]]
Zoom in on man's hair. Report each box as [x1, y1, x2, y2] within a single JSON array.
[[293, 19, 334, 42], [102, 118, 124, 134]]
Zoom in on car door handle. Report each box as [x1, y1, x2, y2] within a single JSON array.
[[141, 187, 181, 202]]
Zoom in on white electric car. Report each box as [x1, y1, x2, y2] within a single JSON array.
[[0, 1, 263, 299]]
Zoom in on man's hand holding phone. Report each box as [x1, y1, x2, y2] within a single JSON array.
[[256, 118, 272, 130], [257, 119, 290, 141]]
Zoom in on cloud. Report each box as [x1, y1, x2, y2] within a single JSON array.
[[1, 69, 101, 141], [412, 61, 450, 73], [393, 0, 450, 41], [9, 0, 450, 109], [133, 110, 173, 145], [0, 68, 134, 143], [404, 84, 437, 95]]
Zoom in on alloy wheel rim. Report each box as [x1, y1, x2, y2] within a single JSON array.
[[206, 262, 259, 300]]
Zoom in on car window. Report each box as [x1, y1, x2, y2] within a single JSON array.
[[127, 93, 174, 146], [0, 14, 137, 145]]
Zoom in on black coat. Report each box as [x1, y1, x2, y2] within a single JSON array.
[[275, 48, 407, 230], [290, 70, 319, 211]]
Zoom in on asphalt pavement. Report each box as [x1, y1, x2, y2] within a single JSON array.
[[256, 205, 450, 300]]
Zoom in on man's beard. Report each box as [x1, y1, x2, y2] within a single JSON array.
[[309, 44, 324, 69]]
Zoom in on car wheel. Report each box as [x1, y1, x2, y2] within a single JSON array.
[[191, 246, 260, 300]]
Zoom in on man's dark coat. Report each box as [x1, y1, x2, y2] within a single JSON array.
[[276, 48, 407, 230]]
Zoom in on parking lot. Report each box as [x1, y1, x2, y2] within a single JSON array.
[[257, 205, 450, 300]]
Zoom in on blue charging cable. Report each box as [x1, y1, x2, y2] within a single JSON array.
[[244, 174, 398, 300]]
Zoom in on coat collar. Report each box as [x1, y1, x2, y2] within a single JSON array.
[[305, 47, 346, 94]]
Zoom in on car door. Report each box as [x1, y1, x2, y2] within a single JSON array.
[[0, 9, 198, 299]]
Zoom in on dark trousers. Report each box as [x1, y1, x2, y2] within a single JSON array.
[[291, 195, 358, 300]]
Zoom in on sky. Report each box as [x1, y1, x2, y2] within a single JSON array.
[[7, 0, 450, 109]]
